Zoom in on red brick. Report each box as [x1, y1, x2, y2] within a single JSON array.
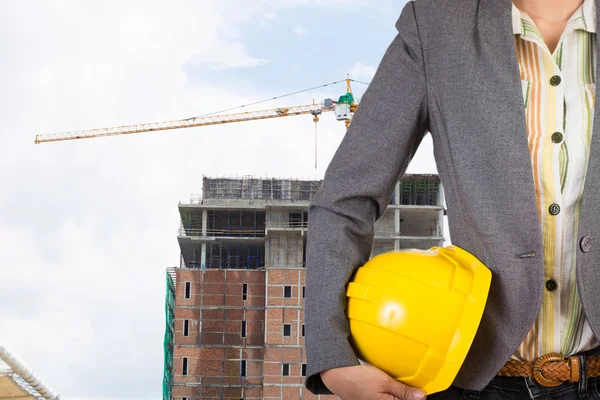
[[267, 308, 283, 321], [223, 359, 242, 376], [172, 386, 200, 397], [225, 295, 244, 306], [176, 269, 198, 283], [268, 285, 283, 297], [223, 386, 243, 397], [247, 296, 266, 306], [225, 320, 242, 332], [173, 346, 200, 357], [248, 284, 266, 296], [204, 270, 225, 282], [202, 376, 224, 385], [202, 320, 224, 332], [244, 387, 263, 398], [226, 283, 243, 295], [266, 333, 282, 344], [222, 347, 241, 359], [266, 320, 281, 334], [282, 386, 301, 400], [201, 387, 221, 397], [269, 270, 285, 284], [284, 336, 298, 345], [225, 309, 244, 320], [246, 376, 263, 385], [201, 348, 225, 359], [246, 309, 265, 320], [202, 309, 225, 320], [174, 308, 200, 319], [282, 376, 304, 386], [202, 294, 225, 306], [225, 270, 243, 282], [247, 320, 264, 333], [263, 386, 281, 397], [198, 359, 223, 376], [176, 375, 198, 383], [224, 333, 243, 346], [284, 298, 299, 307], [223, 376, 244, 385], [245, 334, 264, 345], [243, 270, 265, 283], [175, 333, 197, 345], [264, 362, 281, 376], [202, 283, 226, 295], [283, 347, 302, 362], [264, 375, 282, 385], [285, 270, 300, 285], [242, 348, 264, 360], [201, 332, 224, 345], [267, 296, 283, 306], [265, 347, 282, 361], [283, 310, 300, 323]]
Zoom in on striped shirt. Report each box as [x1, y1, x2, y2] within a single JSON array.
[[512, 0, 599, 361]]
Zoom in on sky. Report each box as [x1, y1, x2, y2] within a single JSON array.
[[0, 1, 443, 399]]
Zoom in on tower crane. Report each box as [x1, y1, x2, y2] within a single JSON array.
[[34, 77, 360, 145]]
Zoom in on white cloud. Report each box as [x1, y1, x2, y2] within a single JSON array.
[[293, 26, 308, 36], [349, 62, 377, 82]]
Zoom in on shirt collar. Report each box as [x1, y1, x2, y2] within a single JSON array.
[[512, 0, 596, 36]]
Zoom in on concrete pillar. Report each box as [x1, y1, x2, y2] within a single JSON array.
[[394, 180, 401, 250], [438, 183, 446, 246], [394, 208, 401, 251], [201, 209, 208, 268]]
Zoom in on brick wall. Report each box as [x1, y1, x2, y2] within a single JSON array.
[[171, 266, 339, 400], [173, 268, 266, 399]]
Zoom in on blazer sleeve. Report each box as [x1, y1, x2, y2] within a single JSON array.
[[304, 2, 429, 395]]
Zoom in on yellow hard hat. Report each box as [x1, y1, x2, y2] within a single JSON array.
[[346, 245, 491, 394]]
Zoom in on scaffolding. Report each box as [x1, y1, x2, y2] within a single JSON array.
[[179, 210, 266, 238], [201, 176, 323, 202], [206, 242, 265, 269], [399, 175, 440, 206], [162, 269, 176, 400]]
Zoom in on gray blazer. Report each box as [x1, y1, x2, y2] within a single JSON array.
[[305, 0, 600, 394]]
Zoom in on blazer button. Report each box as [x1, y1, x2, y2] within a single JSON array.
[[549, 203, 561, 215], [546, 279, 558, 292], [550, 75, 562, 86], [581, 236, 593, 253], [552, 132, 564, 143]]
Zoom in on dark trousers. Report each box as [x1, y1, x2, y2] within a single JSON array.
[[429, 350, 600, 399]]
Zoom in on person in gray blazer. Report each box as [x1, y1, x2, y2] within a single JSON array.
[[304, 0, 600, 398]]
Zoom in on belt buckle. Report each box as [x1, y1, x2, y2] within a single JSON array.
[[533, 353, 565, 387]]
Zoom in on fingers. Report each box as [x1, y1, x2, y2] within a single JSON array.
[[384, 379, 426, 400]]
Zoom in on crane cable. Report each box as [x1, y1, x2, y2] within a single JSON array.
[[191, 79, 370, 119]]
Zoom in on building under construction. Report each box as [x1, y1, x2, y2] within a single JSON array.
[[163, 174, 446, 400]]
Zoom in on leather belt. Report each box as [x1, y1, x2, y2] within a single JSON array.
[[497, 353, 600, 387]]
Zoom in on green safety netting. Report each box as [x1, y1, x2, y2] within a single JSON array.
[[162, 271, 175, 400]]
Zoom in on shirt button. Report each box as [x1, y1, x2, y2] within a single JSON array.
[[549, 203, 561, 215], [552, 132, 564, 143], [546, 279, 558, 292], [580, 236, 593, 252], [550, 75, 562, 86]]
